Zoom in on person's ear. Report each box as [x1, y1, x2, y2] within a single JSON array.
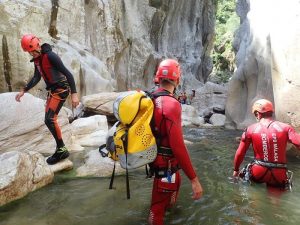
[[255, 112, 262, 121]]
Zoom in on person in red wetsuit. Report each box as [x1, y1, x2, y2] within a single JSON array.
[[15, 34, 79, 165], [148, 59, 203, 225], [233, 99, 300, 189]]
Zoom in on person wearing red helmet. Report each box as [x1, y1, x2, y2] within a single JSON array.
[[233, 99, 300, 189], [15, 34, 79, 165], [148, 59, 203, 225]]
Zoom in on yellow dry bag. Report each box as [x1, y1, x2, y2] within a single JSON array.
[[112, 91, 157, 170]]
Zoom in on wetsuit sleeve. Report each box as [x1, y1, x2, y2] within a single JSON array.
[[23, 66, 41, 92], [233, 131, 251, 171], [287, 126, 300, 148], [165, 102, 197, 180], [47, 52, 77, 93]]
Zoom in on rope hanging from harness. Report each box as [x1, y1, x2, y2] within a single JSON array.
[[109, 162, 116, 190]]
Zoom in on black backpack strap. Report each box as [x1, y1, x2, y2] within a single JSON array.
[[122, 130, 130, 199], [151, 90, 178, 101], [109, 161, 116, 189], [146, 89, 177, 146]]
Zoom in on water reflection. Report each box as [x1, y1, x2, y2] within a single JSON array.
[[1, 128, 300, 225]]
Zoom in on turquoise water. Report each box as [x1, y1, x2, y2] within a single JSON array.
[[1, 128, 300, 225]]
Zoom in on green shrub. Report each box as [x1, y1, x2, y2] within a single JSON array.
[[211, 0, 239, 83]]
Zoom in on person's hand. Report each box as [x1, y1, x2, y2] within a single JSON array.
[[15, 90, 25, 102], [71, 93, 80, 108], [233, 170, 239, 177], [191, 177, 203, 200]]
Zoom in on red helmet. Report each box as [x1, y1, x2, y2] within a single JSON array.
[[252, 99, 274, 114], [155, 59, 181, 83], [21, 34, 41, 52]]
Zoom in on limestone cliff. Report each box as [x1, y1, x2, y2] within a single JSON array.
[[0, 0, 216, 97], [226, 0, 300, 130]]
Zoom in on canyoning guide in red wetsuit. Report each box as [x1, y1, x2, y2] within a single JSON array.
[[148, 59, 203, 225], [15, 34, 79, 165], [233, 99, 300, 188]]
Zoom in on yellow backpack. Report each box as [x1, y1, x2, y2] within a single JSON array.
[[99, 90, 158, 199], [112, 90, 157, 169]]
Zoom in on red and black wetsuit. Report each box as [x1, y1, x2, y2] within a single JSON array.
[[24, 43, 77, 149], [149, 88, 197, 225], [234, 119, 300, 187]]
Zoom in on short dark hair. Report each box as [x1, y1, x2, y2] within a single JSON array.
[[255, 111, 273, 118], [160, 78, 176, 87]]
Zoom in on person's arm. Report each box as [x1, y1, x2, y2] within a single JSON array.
[[162, 99, 202, 195], [233, 131, 251, 176], [190, 177, 203, 200], [167, 118, 197, 179], [24, 67, 41, 92], [287, 126, 300, 148], [15, 67, 41, 102], [47, 52, 77, 94], [165, 102, 203, 199], [167, 118, 203, 199]]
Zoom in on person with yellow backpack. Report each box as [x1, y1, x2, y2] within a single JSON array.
[[148, 59, 203, 225], [100, 58, 203, 225]]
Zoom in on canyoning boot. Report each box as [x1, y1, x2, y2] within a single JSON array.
[[46, 146, 70, 165]]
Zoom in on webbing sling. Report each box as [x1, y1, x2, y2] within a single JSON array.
[[254, 159, 287, 168]]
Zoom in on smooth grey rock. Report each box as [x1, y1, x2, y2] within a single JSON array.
[[0, 151, 53, 206]]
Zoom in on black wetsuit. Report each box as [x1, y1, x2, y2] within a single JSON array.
[[24, 43, 77, 149]]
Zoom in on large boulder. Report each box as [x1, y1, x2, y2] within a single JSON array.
[[0, 151, 53, 206], [70, 115, 108, 150], [81, 92, 121, 116], [192, 82, 228, 116], [181, 104, 205, 127], [0, 92, 71, 154], [209, 113, 226, 126], [76, 150, 124, 177]]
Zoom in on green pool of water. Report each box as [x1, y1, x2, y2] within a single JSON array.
[[1, 128, 300, 225]]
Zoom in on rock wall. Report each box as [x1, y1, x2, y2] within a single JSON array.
[[0, 0, 216, 97], [226, 0, 300, 129], [270, 1, 300, 128]]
